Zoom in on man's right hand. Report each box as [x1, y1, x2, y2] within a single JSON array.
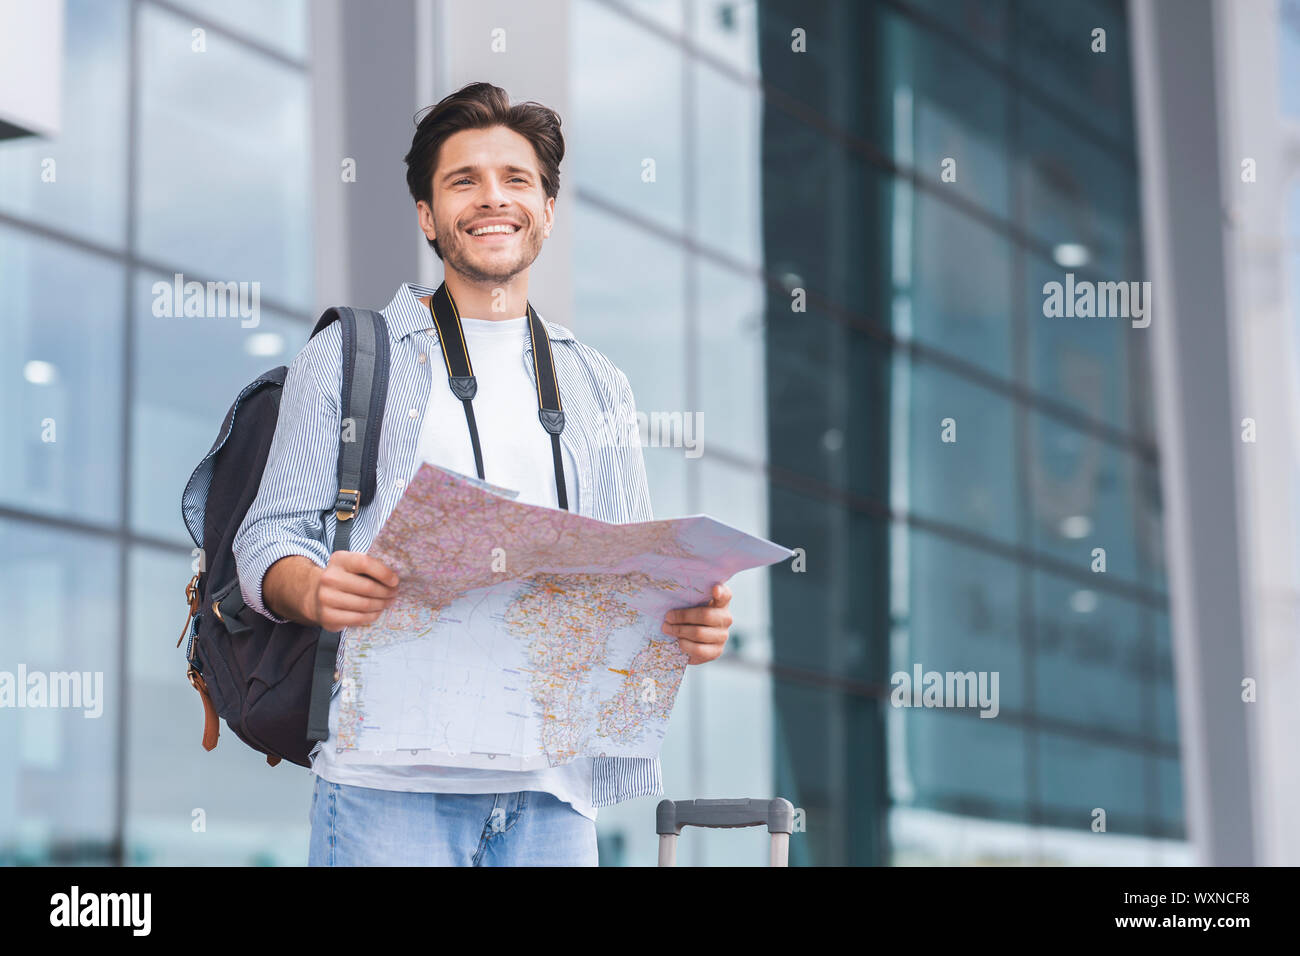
[[309, 551, 400, 631], [264, 552, 399, 630]]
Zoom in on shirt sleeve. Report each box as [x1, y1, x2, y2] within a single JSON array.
[[614, 367, 654, 523], [231, 328, 342, 623]]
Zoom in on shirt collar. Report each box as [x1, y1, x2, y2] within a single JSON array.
[[381, 282, 575, 345]]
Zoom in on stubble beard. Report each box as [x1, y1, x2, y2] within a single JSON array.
[[440, 218, 544, 285]]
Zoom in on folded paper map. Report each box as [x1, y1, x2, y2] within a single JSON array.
[[334, 462, 794, 769]]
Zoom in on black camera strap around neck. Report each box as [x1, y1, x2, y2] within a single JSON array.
[[425, 281, 569, 511]]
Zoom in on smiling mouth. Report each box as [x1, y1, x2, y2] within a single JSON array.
[[466, 224, 521, 239]]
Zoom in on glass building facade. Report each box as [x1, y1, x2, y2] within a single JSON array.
[[568, 0, 1179, 865], [2, 0, 1193, 866]]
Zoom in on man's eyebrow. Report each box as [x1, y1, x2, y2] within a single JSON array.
[[441, 164, 536, 183]]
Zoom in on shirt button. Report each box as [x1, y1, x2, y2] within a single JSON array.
[[417, 353, 427, 364], [394, 478, 405, 490], [408, 408, 418, 419], [426, 330, 436, 338]]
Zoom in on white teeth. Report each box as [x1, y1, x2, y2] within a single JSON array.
[[469, 224, 518, 236]]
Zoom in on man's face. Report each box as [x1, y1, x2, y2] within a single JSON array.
[[418, 125, 553, 285]]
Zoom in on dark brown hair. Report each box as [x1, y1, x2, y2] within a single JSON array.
[[404, 82, 564, 259]]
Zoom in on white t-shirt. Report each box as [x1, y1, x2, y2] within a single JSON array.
[[309, 314, 595, 820]]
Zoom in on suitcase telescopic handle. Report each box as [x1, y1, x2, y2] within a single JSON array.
[[656, 798, 794, 867]]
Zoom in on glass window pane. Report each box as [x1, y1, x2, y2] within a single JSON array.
[[700, 458, 773, 665], [1017, 94, 1140, 279], [130, 270, 312, 545], [762, 111, 892, 315], [1027, 412, 1139, 583], [157, 0, 308, 61], [692, 61, 763, 267], [899, 528, 1024, 716], [0, 0, 129, 248], [903, 0, 1011, 63], [1156, 754, 1184, 838], [693, 664, 774, 865], [0, 520, 120, 864], [881, 9, 1010, 220], [892, 706, 1029, 823], [691, 0, 760, 76], [1025, 253, 1135, 434], [696, 260, 766, 462], [1036, 732, 1146, 834], [125, 545, 311, 864], [900, 356, 1018, 545], [904, 190, 1014, 379], [768, 313, 889, 502], [1012, 0, 1137, 147], [573, 202, 686, 449], [768, 484, 886, 681], [136, 4, 312, 311], [0, 226, 124, 526], [1032, 569, 1144, 736], [572, 0, 684, 234]]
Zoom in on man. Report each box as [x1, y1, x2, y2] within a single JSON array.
[[231, 82, 733, 866]]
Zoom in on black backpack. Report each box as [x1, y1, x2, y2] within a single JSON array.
[[176, 307, 390, 768]]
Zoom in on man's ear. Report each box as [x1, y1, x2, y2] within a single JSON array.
[[417, 199, 436, 242]]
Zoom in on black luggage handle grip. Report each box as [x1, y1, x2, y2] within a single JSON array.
[[656, 797, 794, 835]]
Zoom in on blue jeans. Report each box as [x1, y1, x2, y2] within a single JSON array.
[[307, 775, 598, 866]]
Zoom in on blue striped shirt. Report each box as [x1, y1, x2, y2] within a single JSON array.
[[230, 281, 662, 808]]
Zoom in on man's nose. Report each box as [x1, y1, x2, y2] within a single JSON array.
[[478, 178, 509, 205]]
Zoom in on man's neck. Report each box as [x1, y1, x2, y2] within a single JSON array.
[[420, 270, 530, 321]]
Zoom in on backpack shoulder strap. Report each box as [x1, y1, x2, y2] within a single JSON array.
[[307, 306, 390, 744]]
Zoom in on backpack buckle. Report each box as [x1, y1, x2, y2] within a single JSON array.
[[335, 488, 360, 521]]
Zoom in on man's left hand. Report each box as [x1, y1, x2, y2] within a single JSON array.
[[662, 582, 733, 665]]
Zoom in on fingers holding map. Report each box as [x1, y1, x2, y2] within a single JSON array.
[[333, 462, 794, 770]]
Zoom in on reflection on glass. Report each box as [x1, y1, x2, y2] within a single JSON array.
[[894, 707, 1029, 823], [693, 60, 763, 267], [573, 202, 687, 428], [1032, 570, 1144, 736], [156, 0, 309, 60], [905, 190, 1013, 378], [572, 0, 684, 233], [0, 521, 119, 864], [1017, 94, 1140, 278], [693, 663, 775, 865], [1027, 411, 1139, 583], [881, 7, 1010, 220], [903, 356, 1017, 545], [902, 0, 1010, 63], [690, 0, 760, 75], [1012, 0, 1136, 146], [0, 0, 128, 248], [899, 528, 1023, 715], [1025, 254, 1133, 433], [700, 458, 772, 664], [136, 4, 312, 310], [761, 110, 890, 314], [1036, 731, 1146, 832], [125, 545, 311, 864], [768, 312, 889, 501], [0, 227, 124, 526], [696, 259, 767, 461], [131, 271, 312, 545]]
